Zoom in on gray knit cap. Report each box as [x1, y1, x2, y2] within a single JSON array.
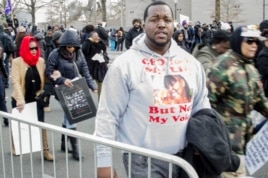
[[52, 31, 63, 41]]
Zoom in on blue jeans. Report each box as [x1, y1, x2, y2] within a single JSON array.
[[0, 75, 8, 113], [63, 113, 76, 129], [109, 40, 115, 51], [56, 100, 76, 129], [122, 153, 180, 178]]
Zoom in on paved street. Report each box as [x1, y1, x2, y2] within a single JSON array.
[[0, 51, 126, 178], [0, 50, 267, 178]]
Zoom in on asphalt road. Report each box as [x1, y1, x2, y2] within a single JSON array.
[[0, 51, 267, 178], [0, 51, 126, 178], [1, 78, 127, 178]]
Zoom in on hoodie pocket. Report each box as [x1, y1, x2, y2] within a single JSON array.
[[143, 122, 188, 153]]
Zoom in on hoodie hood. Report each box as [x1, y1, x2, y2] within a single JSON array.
[[130, 33, 178, 60], [231, 25, 264, 59], [230, 26, 244, 56], [59, 30, 80, 48], [20, 36, 40, 66]]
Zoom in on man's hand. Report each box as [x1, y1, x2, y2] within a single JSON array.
[[97, 167, 118, 178]]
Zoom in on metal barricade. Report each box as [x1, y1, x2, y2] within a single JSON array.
[[0, 111, 198, 178]]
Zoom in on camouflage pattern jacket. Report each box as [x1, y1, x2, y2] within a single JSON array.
[[206, 50, 268, 154]]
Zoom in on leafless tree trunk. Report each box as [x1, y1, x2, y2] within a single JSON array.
[[220, 0, 242, 23], [101, 0, 107, 22], [215, 0, 221, 21]]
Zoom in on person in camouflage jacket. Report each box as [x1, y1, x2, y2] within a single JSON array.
[[206, 25, 267, 177]]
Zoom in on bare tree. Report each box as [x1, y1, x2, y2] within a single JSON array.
[[0, 0, 26, 17], [108, 0, 125, 20], [14, 0, 51, 25], [211, 0, 243, 23], [215, 0, 221, 21], [45, 1, 62, 26], [65, 1, 83, 22], [100, 0, 107, 22], [220, 0, 243, 22]]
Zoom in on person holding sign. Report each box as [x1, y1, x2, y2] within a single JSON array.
[[82, 31, 108, 100], [45, 30, 97, 161], [11, 36, 53, 161], [206, 25, 268, 177]]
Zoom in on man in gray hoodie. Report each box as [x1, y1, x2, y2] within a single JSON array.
[[94, 1, 211, 178]]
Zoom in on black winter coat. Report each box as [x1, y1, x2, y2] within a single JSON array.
[[125, 27, 143, 49], [45, 48, 97, 91], [82, 39, 108, 82], [256, 46, 268, 97], [45, 36, 54, 60], [180, 109, 240, 178]]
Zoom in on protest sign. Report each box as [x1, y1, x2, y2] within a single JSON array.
[[245, 122, 268, 175], [55, 77, 97, 124], [12, 102, 41, 155]]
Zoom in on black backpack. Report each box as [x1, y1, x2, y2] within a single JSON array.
[[0, 33, 16, 54]]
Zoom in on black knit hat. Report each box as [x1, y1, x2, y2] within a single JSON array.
[[211, 30, 230, 44], [259, 20, 268, 32]]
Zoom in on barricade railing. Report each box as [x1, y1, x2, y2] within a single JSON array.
[[0, 111, 198, 178]]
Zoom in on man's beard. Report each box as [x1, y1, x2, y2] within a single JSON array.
[[146, 35, 170, 48]]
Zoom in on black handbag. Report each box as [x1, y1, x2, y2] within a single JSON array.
[[35, 90, 49, 107], [93, 62, 108, 82], [43, 82, 56, 96], [103, 52, 110, 63]]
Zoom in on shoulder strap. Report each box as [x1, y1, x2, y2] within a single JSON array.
[[73, 49, 83, 78], [53, 49, 60, 70]]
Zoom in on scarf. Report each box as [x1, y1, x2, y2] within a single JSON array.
[[59, 47, 75, 61], [19, 36, 40, 66]]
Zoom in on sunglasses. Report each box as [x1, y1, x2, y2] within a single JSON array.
[[66, 46, 75, 49], [243, 37, 260, 45], [29, 47, 38, 51]]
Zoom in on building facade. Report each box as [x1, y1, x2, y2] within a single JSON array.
[[124, 0, 266, 29]]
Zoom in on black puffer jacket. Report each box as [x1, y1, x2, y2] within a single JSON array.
[[125, 27, 143, 49], [256, 46, 268, 97], [45, 30, 97, 91]]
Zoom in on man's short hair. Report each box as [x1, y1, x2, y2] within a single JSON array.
[[132, 18, 142, 25], [143, 1, 173, 22]]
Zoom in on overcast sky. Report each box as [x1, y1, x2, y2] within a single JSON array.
[[36, 0, 87, 22]]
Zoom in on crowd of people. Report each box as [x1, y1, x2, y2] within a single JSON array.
[[0, 0, 268, 177]]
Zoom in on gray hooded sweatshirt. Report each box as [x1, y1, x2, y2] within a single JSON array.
[[94, 33, 211, 167]]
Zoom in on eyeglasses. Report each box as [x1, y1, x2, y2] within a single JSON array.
[[66, 46, 75, 49], [243, 37, 259, 45], [29, 47, 38, 51]]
